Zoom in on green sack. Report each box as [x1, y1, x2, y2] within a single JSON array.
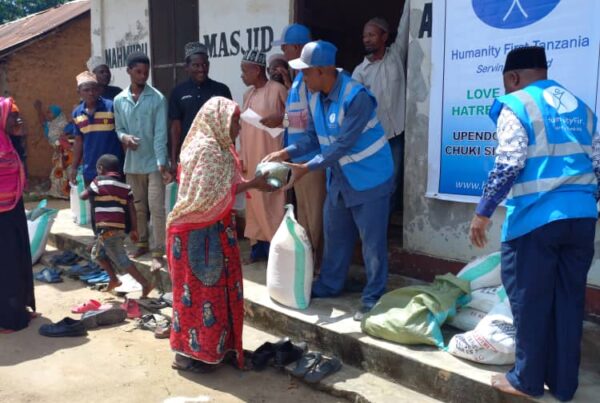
[[362, 274, 470, 348]]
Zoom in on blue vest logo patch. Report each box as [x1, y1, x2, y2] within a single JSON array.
[[329, 113, 337, 124], [472, 0, 561, 29], [543, 86, 578, 114]]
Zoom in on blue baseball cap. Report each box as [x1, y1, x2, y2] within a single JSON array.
[[288, 41, 337, 70], [272, 24, 311, 46]]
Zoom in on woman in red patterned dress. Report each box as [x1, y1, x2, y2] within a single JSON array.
[[166, 96, 273, 372]]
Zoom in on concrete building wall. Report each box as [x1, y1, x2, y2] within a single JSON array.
[[91, 0, 150, 89], [198, 0, 291, 104], [402, 0, 600, 288], [1, 15, 90, 180]]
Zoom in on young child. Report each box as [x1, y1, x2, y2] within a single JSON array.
[[80, 153, 153, 297]]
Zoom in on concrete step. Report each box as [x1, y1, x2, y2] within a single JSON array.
[[45, 206, 600, 403]]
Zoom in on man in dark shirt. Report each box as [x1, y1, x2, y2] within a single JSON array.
[[168, 42, 232, 171], [88, 56, 123, 101]]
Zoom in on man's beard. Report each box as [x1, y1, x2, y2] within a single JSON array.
[[364, 46, 377, 56]]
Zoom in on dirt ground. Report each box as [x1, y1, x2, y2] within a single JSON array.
[[0, 264, 341, 403]]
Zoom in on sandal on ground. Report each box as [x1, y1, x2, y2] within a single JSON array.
[[291, 352, 322, 377], [303, 356, 342, 384], [171, 355, 217, 373], [34, 267, 63, 283]]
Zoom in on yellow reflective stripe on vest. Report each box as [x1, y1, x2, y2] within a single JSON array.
[[510, 172, 596, 198], [512, 90, 590, 158], [339, 135, 387, 166]]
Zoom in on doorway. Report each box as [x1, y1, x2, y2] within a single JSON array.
[[295, 0, 407, 242], [148, 0, 199, 98]]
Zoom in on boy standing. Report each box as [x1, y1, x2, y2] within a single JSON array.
[[113, 52, 171, 270], [80, 154, 153, 297]]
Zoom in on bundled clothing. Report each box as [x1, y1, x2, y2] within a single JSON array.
[[167, 97, 244, 368], [44, 105, 72, 199]]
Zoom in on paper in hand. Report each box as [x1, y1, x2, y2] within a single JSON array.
[[240, 108, 283, 139]]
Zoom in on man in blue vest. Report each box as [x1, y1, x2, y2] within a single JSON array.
[[264, 40, 394, 321], [263, 24, 327, 269], [470, 46, 599, 401]]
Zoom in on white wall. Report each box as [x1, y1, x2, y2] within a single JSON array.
[[91, 0, 151, 90], [198, 0, 291, 104]]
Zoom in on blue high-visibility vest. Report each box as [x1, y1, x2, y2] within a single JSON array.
[[490, 80, 598, 241], [284, 72, 318, 163], [308, 73, 393, 191]]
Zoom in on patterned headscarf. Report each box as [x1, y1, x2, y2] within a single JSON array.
[[167, 96, 241, 228]]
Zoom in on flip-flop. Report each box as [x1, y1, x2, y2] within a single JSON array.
[[71, 299, 101, 314], [291, 352, 322, 377], [50, 251, 80, 266], [34, 268, 63, 283], [137, 298, 168, 311], [121, 299, 142, 319], [303, 356, 342, 384], [87, 273, 110, 284]]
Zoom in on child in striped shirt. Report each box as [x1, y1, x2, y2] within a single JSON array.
[[80, 154, 153, 297]]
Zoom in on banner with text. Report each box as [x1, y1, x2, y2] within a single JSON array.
[[427, 0, 600, 203]]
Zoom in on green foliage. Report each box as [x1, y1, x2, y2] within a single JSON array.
[[0, 0, 68, 24]]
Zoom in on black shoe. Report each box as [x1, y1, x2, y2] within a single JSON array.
[[251, 337, 290, 371], [353, 306, 372, 322], [39, 317, 87, 337], [273, 341, 307, 369]]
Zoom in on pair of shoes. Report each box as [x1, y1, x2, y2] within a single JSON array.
[[353, 306, 372, 322], [71, 299, 101, 314], [50, 251, 80, 266], [79, 270, 104, 281], [39, 317, 87, 337], [274, 340, 307, 369], [121, 299, 142, 319], [65, 263, 92, 278], [87, 273, 110, 284], [81, 307, 127, 329], [34, 267, 63, 283], [252, 338, 307, 370]]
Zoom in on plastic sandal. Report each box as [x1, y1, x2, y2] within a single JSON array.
[[303, 356, 342, 384], [71, 299, 101, 314], [121, 299, 142, 319], [291, 352, 322, 377], [34, 268, 63, 283]]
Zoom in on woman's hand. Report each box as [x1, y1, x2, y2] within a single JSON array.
[[251, 172, 275, 192]]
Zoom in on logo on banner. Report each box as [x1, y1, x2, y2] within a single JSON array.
[[472, 0, 561, 29], [543, 86, 578, 114]]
